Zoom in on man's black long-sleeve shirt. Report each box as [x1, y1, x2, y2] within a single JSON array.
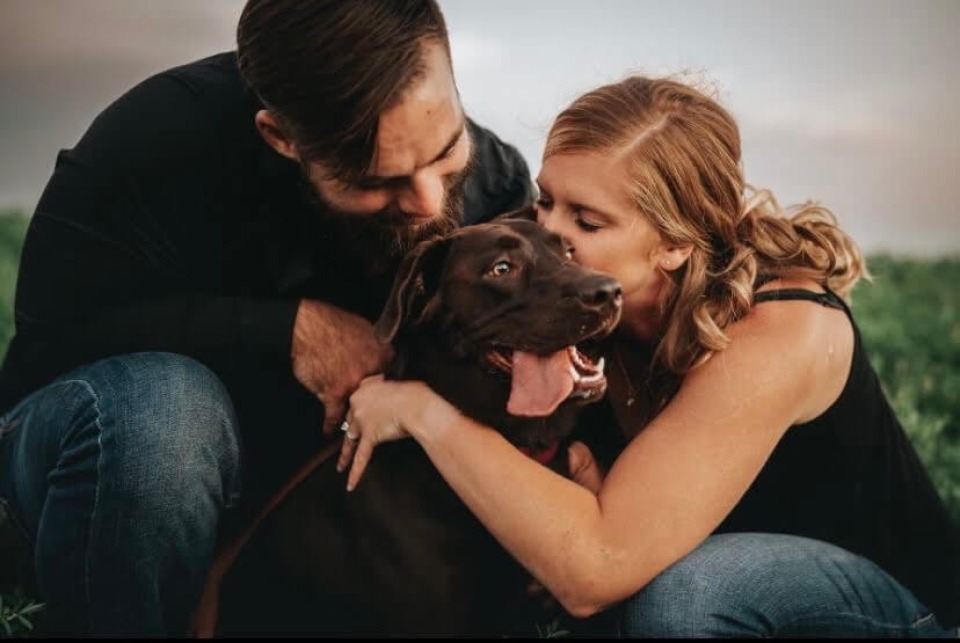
[[0, 52, 534, 421]]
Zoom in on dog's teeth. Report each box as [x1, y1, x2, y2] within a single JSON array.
[[569, 346, 594, 371], [568, 365, 582, 382], [579, 372, 603, 385], [596, 357, 605, 373]]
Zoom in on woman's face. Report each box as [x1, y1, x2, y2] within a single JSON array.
[[534, 151, 670, 338]]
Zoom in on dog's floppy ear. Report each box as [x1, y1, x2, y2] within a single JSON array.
[[492, 204, 537, 223], [374, 235, 450, 344]]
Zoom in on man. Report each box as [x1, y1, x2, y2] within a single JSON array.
[[0, 0, 533, 635]]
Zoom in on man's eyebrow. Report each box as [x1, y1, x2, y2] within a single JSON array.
[[364, 120, 466, 183]]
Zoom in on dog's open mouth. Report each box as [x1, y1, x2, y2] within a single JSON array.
[[485, 345, 607, 417]]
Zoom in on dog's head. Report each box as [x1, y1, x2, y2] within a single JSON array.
[[374, 207, 622, 449]]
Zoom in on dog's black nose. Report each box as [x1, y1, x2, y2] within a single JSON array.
[[580, 276, 623, 307]]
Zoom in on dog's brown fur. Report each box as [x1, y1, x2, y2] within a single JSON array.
[[194, 209, 622, 637]]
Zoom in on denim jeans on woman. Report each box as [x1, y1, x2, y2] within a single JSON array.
[[0, 352, 241, 636], [597, 531, 957, 638]]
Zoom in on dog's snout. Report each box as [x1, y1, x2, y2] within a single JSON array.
[[580, 276, 622, 307]]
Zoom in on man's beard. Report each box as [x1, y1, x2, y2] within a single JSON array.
[[301, 163, 468, 260]]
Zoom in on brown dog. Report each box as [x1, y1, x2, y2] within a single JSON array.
[[195, 209, 623, 637]]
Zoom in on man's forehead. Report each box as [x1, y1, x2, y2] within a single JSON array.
[[366, 39, 465, 180], [369, 118, 467, 181]]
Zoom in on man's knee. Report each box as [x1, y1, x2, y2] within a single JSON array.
[[53, 352, 242, 510]]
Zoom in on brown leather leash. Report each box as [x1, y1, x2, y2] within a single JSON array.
[[189, 437, 344, 638]]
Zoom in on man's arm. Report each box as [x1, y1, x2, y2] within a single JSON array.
[[6, 70, 298, 398]]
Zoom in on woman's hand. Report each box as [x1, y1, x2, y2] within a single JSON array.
[[337, 375, 458, 491], [567, 440, 605, 494]]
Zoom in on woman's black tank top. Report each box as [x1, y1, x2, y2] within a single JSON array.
[[574, 288, 960, 626]]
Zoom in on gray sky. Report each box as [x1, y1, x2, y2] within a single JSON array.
[[1, 0, 958, 256]]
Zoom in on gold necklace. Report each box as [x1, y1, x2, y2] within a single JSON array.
[[613, 345, 638, 407]]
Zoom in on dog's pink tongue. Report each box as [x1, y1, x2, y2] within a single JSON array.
[[507, 349, 575, 417]]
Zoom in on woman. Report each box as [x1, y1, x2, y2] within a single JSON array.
[[337, 76, 960, 637]]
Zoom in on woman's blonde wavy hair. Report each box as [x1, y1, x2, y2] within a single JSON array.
[[545, 75, 867, 411]]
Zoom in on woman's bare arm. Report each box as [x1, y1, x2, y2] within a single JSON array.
[[345, 298, 850, 616]]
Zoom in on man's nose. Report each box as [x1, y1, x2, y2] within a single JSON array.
[[398, 172, 445, 220]]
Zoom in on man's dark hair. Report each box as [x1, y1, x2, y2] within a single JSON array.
[[237, 0, 452, 183]]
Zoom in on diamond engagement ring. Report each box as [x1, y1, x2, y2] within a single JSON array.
[[340, 420, 359, 441]]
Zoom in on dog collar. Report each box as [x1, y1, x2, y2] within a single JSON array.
[[518, 441, 560, 466]]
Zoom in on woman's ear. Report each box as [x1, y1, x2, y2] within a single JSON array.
[[656, 244, 694, 271], [254, 110, 299, 161]]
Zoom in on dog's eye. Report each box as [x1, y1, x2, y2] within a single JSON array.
[[488, 261, 513, 277]]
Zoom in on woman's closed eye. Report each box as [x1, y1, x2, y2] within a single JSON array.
[[535, 192, 604, 233], [566, 205, 604, 233], [574, 213, 602, 233]]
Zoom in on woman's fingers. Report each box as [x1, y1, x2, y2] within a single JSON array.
[[346, 437, 377, 492], [335, 407, 384, 491], [336, 419, 360, 473], [336, 375, 418, 490], [567, 440, 604, 494]]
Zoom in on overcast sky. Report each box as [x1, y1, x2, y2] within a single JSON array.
[[1, 0, 957, 255]]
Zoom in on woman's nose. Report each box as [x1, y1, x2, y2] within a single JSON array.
[[535, 207, 557, 232]]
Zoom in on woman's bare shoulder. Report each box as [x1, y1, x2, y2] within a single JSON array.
[[721, 277, 854, 423]]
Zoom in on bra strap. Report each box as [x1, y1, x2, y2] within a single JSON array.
[[753, 288, 845, 310]]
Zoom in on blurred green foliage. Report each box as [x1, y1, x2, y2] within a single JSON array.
[[851, 254, 960, 520], [0, 209, 29, 361]]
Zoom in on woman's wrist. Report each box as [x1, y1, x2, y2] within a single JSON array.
[[405, 382, 463, 442]]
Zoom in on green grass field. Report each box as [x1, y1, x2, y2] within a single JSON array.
[[0, 211, 29, 358], [0, 210, 958, 635]]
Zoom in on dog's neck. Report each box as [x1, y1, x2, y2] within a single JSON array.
[[388, 323, 578, 460]]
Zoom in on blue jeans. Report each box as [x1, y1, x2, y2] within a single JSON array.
[[0, 352, 242, 636], [614, 532, 957, 638]]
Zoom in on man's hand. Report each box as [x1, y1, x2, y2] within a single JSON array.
[[291, 299, 394, 435]]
